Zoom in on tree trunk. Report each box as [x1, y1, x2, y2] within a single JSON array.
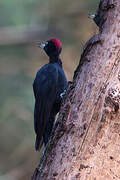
[[32, 0, 120, 179]]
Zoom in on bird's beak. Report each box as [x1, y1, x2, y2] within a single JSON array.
[[35, 41, 48, 49], [88, 14, 96, 19]]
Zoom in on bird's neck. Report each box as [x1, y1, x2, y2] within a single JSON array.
[[49, 56, 62, 67]]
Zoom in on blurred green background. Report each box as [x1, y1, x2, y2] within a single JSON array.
[[0, 0, 99, 179]]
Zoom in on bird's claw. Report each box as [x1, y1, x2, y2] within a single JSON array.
[[60, 90, 66, 98]]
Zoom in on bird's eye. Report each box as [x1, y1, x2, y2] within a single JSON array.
[[45, 42, 48, 46]]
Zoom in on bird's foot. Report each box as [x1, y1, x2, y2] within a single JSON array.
[[60, 89, 66, 98]]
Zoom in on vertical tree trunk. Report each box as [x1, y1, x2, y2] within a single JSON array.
[[32, 0, 120, 179]]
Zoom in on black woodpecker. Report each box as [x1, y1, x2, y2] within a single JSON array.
[[88, 13, 104, 27], [33, 38, 67, 151]]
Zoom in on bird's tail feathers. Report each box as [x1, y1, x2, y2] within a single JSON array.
[[35, 100, 52, 151], [35, 136, 43, 151]]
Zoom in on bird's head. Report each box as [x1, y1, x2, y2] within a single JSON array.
[[36, 38, 62, 60]]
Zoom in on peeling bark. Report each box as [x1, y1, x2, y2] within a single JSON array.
[[31, 0, 120, 179]]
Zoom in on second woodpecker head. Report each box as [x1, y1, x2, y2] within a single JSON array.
[[36, 38, 62, 59]]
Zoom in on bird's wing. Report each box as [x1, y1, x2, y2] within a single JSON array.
[[33, 64, 58, 144]]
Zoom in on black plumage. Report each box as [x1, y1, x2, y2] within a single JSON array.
[[33, 38, 67, 151]]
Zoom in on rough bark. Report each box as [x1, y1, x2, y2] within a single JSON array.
[[32, 0, 120, 179]]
